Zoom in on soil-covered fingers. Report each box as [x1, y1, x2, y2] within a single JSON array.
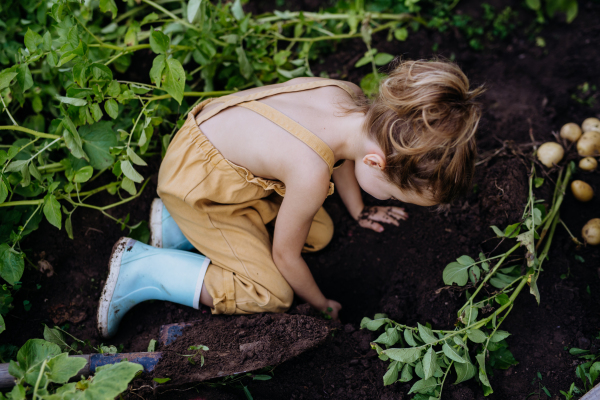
[[387, 207, 408, 220], [358, 218, 384, 232]]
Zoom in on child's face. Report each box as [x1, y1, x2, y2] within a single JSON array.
[[355, 154, 438, 207]]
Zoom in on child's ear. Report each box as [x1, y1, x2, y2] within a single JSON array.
[[363, 154, 386, 170]]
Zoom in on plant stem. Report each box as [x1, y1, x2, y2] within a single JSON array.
[[0, 126, 61, 140], [32, 358, 48, 399], [140, 0, 201, 32], [0, 182, 120, 208]]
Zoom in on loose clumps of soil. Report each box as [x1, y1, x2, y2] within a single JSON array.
[[151, 311, 331, 386]]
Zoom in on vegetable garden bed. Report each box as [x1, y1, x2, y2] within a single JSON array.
[[1, 0, 599, 399]]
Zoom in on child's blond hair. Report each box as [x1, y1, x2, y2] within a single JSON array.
[[353, 59, 484, 204]]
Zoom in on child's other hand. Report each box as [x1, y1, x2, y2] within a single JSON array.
[[357, 206, 408, 233], [322, 299, 342, 321]]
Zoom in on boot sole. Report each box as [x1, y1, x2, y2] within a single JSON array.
[[149, 198, 163, 248], [97, 237, 131, 338]]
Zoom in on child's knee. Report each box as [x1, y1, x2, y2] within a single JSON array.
[[304, 208, 334, 252]]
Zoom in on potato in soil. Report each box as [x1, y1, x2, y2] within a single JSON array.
[[582, 117, 600, 133], [537, 142, 564, 167], [571, 180, 594, 202], [560, 122, 582, 142], [579, 157, 598, 171], [582, 218, 600, 245], [577, 131, 600, 157]]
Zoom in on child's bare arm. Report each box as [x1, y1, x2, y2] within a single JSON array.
[[272, 173, 341, 319], [333, 160, 408, 232]]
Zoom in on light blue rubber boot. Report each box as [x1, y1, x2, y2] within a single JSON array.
[[97, 237, 210, 338], [149, 198, 194, 251]]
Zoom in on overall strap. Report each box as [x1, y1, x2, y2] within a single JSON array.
[[194, 80, 355, 175], [238, 101, 335, 174]]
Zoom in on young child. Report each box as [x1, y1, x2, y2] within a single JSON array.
[[97, 59, 483, 338]]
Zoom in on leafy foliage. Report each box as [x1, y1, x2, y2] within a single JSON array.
[[0, 336, 141, 399], [363, 162, 576, 397]]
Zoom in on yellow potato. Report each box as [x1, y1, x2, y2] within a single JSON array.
[[582, 117, 600, 133], [579, 157, 598, 171], [560, 122, 582, 142], [577, 131, 600, 157], [571, 180, 594, 202], [582, 218, 600, 246], [537, 142, 564, 167]]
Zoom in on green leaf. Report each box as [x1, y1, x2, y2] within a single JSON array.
[[236, 47, 253, 79], [99, 0, 118, 18], [163, 58, 185, 105], [43, 325, 69, 351], [404, 329, 418, 346], [383, 361, 399, 386], [534, 177, 544, 188], [569, 348, 589, 356], [565, 0, 578, 23], [90, 63, 113, 81], [0, 314, 5, 335], [394, 28, 408, 41], [17, 64, 33, 92], [81, 361, 142, 398], [589, 362, 600, 384], [127, 148, 148, 166], [457, 255, 475, 266], [90, 103, 103, 122], [231, 0, 244, 20], [73, 166, 94, 183], [121, 160, 144, 183], [526, 0, 541, 10], [490, 225, 504, 237], [0, 71, 17, 90], [107, 80, 121, 97], [476, 352, 492, 391], [359, 72, 382, 97], [400, 363, 413, 382], [490, 330, 511, 342], [383, 347, 422, 363], [0, 244, 25, 285], [443, 261, 469, 286], [150, 55, 166, 88], [422, 347, 437, 380], [56, 95, 87, 107], [150, 30, 170, 54], [16, 339, 62, 386], [24, 28, 43, 53], [153, 377, 171, 384], [365, 318, 387, 331], [79, 121, 118, 170], [442, 343, 467, 363], [504, 223, 521, 238], [418, 323, 438, 344], [105, 99, 119, 119], [454, 359, 476, 384], [63, 129, 88, 160], [495, 293, 510, 306], [187, 0, 203, 23], [45, 353, 87, 384], [43, 194, 61, 229], [0, 178, 8, 204], [408, 377, 438, 394], [467, 329, 487, 344], [5, 160, 28, 173], [374, 53, 394, 66]]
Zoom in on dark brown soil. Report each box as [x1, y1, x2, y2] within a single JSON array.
[[3, 0, 600, 399], [151, 310, 330, 386]]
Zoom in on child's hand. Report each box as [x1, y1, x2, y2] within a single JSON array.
[[321, 299, 342, 321], [357, 206, 408, 232]]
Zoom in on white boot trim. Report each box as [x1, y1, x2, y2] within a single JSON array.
[[193, 257, 211, 310]]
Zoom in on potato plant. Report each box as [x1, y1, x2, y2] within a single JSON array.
[[362, 161, 576, 398]]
